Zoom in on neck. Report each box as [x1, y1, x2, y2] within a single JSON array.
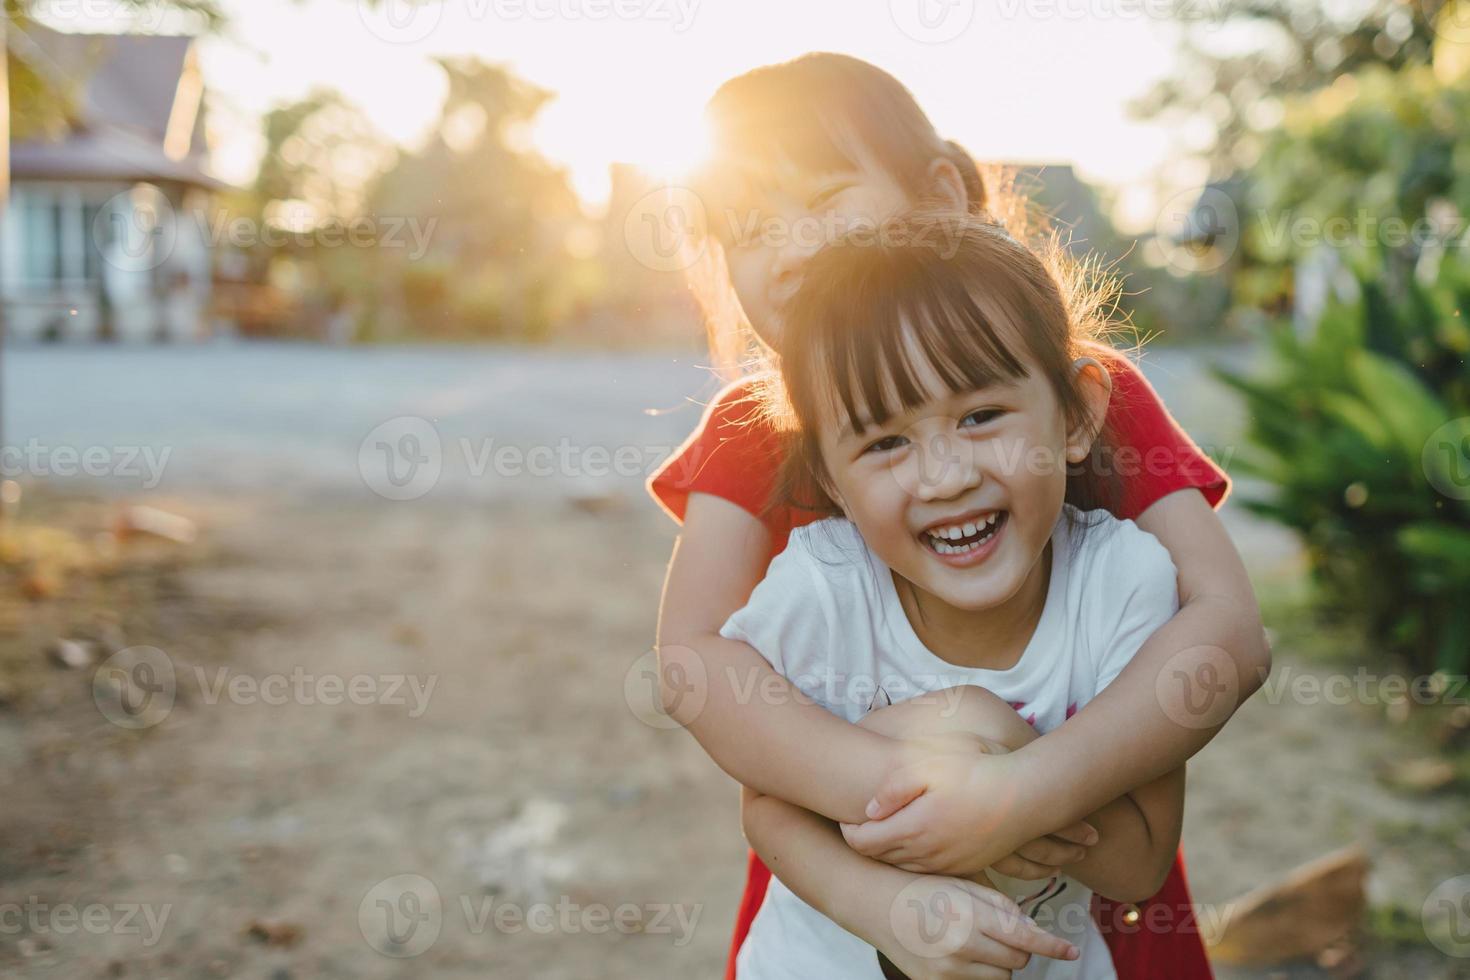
[[894, 542, 1053, 671]]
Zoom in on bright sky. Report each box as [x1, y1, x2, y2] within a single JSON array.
[[166, 0, 1212, 229]]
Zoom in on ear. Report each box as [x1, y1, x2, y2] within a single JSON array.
[[1065, 356, 1112, 463], [926, 157, 968, 212]]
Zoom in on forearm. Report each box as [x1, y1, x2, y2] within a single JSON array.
[[658, 634, 897, 824], [1013, 594, 1251, 829], [657, 495, 899, 824], [1063, 768, 1184, 903], [740, 785, 907, 941], [1011, 491, 1268, 831]]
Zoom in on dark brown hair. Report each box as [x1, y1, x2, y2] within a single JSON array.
[[766, 210, 1121, 518], [687, 53, 1033, 376]]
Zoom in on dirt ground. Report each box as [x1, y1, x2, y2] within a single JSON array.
[[2, 489, 1469, 978]]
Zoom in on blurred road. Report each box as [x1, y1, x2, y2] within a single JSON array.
[[6, 338, 1295, 572], [5, 339, 1256, 498]]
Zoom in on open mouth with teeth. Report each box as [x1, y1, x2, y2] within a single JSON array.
[[920, 511, 1008, 557]]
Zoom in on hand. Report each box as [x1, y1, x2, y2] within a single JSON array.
[[841, 738, 1096, 879], [989, 821, 1098, 881], [869, 873, 1079, 980]]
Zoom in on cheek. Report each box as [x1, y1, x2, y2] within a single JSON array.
[[838, 471, 911, 541], [725, 252, 774, 336]]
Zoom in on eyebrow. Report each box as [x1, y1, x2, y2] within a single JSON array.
[[836, 413, 878, 443]]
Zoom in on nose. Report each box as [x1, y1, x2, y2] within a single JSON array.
[[912, 430, 980, 503], [769, 238, 818, 306]]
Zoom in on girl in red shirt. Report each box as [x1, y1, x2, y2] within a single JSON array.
[[648, 53, 1269, 979]]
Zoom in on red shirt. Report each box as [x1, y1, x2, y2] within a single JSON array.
[[648, 353, 1226, 980]]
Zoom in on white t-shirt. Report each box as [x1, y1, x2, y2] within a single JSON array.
[[720, 505, 1179, 980]]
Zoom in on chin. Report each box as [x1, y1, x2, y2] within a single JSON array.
[[928, 575, 1023, 612]]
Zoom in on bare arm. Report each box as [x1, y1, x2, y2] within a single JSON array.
[[850, 490, 1267, 875], [1012, 488, 1267, 827], [740, 785, 1080, 977], [850, 690, 1183, 903], [656, 493, 898, 823], [1058, 767, 1185, 903]]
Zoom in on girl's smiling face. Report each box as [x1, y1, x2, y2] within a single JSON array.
[[814, 338, 1106, 614]]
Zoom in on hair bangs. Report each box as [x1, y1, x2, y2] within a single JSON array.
[[799, 247, 1030, 439]]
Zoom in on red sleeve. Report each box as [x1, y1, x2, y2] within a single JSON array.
[[647, 378, 784, 526], [1099, 351, 1229, 520]]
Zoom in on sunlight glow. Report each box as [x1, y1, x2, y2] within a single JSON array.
[[184, 0, 1195, 218]]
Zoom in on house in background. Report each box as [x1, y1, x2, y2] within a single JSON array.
[[2, 25, 223, 342]]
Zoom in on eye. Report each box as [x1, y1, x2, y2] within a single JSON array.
[[861, 433, 909, 456], [806, 182, 851, 211], [960, 408, 1005, 428]]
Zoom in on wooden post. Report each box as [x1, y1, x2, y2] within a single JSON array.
[[0, 15, 9, 531]]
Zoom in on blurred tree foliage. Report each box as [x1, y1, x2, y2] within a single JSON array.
[[1131, 0, 1470, 332], [239, 59, 600, 341], [1248, 64, 1470, 271], [1217, 254, 1470, 677], [1134, 0, 1445, 174], [366, 58, 598, 341], [1194, 3, 1470, 682]]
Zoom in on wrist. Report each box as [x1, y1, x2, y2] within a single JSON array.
[[1005, 737, 1083, 830]]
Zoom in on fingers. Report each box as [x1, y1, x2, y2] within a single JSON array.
[[865, 766, 930, 820], [1049, 820, 1099, 846], [1014, 836, 1087, 868], [964, 886, 1079, 962], [958, 931, 1031, 972], [990, 854, 1060, 881], [843, 801, 929, 857]]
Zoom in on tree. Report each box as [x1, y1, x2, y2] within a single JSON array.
[[1248, 64, 1470, 272], [367, 58, 591, 339], [1134, 0, 1446, 175]]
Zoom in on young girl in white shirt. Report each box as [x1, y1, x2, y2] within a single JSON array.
[[720, 212, 1187, 980]]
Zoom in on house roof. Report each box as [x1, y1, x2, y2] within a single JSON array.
[[8, 24, 224, 188], [1011, 163, 1111, 250]]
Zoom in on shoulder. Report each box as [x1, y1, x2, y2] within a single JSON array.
[[1059, 505, 1177, 599], [719, 517, 869, 662], [768, 519, 878, 614], [704, 374, 776, 432], [1058, 506, 1180, 688], [784, 517, 871, 579], [646, 374, 784, 525]]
